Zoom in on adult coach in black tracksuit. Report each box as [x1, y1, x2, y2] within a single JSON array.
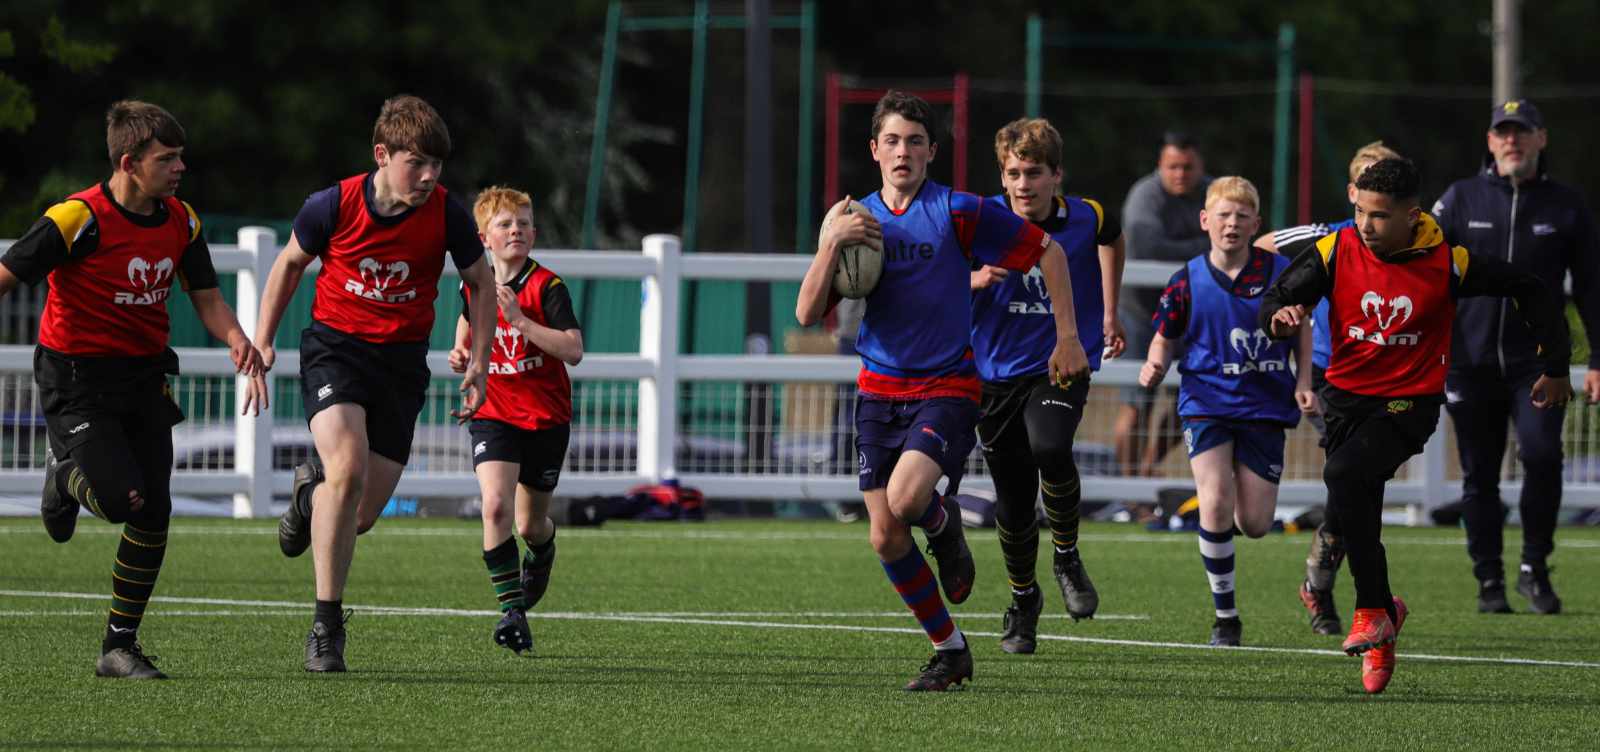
[[1432, 99, 1600, 615]]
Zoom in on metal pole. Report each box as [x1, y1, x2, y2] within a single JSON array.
[[1297, 72, 1314, 226], [824, 71, 840, 205], [745, 0, 773, 470], [953, 73, 969, 191], [1025, 14, 1042, 118], [1271, 23, 1295, 230], [1493, 0, 1520, 104], [795, 0, 816, 254], [746, 0, 773, 258], [683, 0, 710, 253], [582, 0, 622, 250]]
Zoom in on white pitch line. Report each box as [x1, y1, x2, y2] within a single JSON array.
[[558, 611, 1150, 620], [0, 609, 1146, 620], [2, 589, 1596, 670], [0, 592, 1144, 621]]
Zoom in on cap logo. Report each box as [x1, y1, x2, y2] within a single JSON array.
[[1503, 101, 1521, 114]]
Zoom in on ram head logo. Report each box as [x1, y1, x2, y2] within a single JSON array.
[[1360, 291, 1413, 330], [358, 257, 382, 287], [495, 325, 524, 360], [357, 258, 411, 291], [127, 257, 174, 291], [1228, 327, 1271, 360], [1021, 266, 1048, 300]]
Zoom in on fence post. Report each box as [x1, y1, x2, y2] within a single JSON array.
[[639, 235, 681, 483], [233, 227, 276, 518], [1414, 411, 1450, 525]]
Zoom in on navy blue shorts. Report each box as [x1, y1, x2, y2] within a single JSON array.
[[855, 396, 977, 492], [1181, 418, 1287, 484]]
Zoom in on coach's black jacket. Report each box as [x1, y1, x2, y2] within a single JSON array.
[[1432, 154, 1600, 382]]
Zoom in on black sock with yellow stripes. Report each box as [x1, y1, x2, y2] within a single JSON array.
[[1041, 473, 1083, 555], [104, 522, 168, 653], [996, 518, 1041, 596], [483, 537, 527, 612]]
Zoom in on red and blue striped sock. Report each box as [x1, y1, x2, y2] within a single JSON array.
[[882, 547, 965, 651]]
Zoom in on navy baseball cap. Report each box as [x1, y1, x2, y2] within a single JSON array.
[[1490, 99, 1543, 130]]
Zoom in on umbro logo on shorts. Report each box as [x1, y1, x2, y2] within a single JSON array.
[[317, 385, 333, 401]]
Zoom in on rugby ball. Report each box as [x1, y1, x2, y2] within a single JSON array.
[[822, 200, 883, 299]]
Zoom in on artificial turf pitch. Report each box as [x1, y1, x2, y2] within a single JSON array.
[[1, 518, 1596, 750]]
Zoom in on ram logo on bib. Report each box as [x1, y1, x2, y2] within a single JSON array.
[[490, 325, 544, 375], [114, 257, 174, 305], [1347, 291, 1419, 346], [1007, 266, 1053, 315], [344, 258, 417, 303], [1222, 327, 1284, 375]]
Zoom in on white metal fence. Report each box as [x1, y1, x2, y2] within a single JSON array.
[[2, 229, 1599, 520]]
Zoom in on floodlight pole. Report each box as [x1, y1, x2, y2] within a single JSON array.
[[795, 0, 817, 255], [746, 0, 774, 471], [1493, 0, 1520, 104], [1271, 23, 1295, 230], [1025, 14, 1042, 118], [582, 0, 622, 250], [683, 0, 710, 253]]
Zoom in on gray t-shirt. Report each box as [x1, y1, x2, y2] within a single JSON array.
[[833, 297, 865, 346], [1118, 171, 1213, 355]]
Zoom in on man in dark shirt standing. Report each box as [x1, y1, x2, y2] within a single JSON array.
[[1432, 99, 1600, 615]]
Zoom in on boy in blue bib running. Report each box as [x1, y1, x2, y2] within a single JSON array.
[[1139, 177, 1315, 646]]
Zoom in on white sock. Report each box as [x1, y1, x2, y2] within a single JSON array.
[[934, 629, 966, 652]]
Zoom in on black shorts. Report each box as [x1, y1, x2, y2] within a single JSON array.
[[35, 346, 185, 460], [1323, 395, 1441, 464], [977, 373, 1089, 458], [468, 420, 570, 491], [299, 322, 431, 464], [34, 346, 182, 522]]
